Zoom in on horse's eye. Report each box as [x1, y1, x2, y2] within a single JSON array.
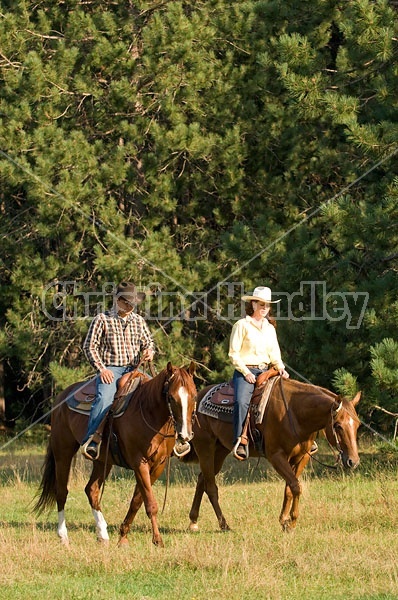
[[334, 423, 342, 431]]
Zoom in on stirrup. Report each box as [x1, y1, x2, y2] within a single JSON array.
[[310, 441, 318, 455], [173, 440, 191, 458], [232, 438, 248, 461], [81, 436, 101, 461]]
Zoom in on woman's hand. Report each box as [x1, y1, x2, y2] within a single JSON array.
[[279, 368, 289, 379], [244, 372, 256, 384]]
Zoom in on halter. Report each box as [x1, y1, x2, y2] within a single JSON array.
[[330, 400, 344, 458], [138, 380, 175, 439], [163, 373, 197, 436], [138, 369, 194, 441], [163, 373, 178, 432]]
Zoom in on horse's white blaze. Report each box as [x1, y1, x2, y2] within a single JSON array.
[[178, 386, 189, 439], [349, 416, 355, 428], [92, 509, 109, 541], [57, 510, 68, 543]]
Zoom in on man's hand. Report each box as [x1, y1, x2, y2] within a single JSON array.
[[142, 348, 155, 362], [99, 368, 115, 384]]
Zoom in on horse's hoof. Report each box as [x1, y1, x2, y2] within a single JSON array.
[[281, 521, 294, 533], [189, 522, 199, 532], [118, 537, 129, 547], [59, 537, 69, 547], [97, 537, 109, 546], [153, 537, 164, 547]]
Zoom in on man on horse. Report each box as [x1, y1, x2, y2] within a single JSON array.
[[229, 286, 289, 461], [80, 281, 155, 460]]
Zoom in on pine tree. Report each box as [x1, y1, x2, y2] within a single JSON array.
[[0, 0, 397, 432]]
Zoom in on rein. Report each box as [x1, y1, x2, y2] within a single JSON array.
[[136, 369, 181, 520], [137, 369, 187, 516], [161, 455, 171, 515], [99, 413, 114, 504], [138, 372, 178, 439], [100, 360, 163, 502], [279, 377, 341, 471]]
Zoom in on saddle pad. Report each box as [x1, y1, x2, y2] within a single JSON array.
[[199, 383, 233, 421], [198, 377, 279, 424]]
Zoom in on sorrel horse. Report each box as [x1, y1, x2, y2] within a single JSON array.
[[34, 362, 196, 547], [183, 376, 360, 532]]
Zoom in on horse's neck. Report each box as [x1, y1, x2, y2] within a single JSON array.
[[285, 382, 336, 432], [139, 371, 169, 415]]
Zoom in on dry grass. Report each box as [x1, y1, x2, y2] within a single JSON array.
[[0, 439, 397, 599]]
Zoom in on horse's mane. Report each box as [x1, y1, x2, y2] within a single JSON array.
[[339, 396, 361, 421], [284, 377, 337, 399], [171, 366, 197, 395], [283, 378, 359, 420], [133, 368, 167, 406], [133, 364, 195, 407]]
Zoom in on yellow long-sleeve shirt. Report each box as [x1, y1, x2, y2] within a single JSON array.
[[228, 316, 285, 377]]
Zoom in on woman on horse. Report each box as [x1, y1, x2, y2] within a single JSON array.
[[229, 285, 289, 461], [80, 281, 155, 460]]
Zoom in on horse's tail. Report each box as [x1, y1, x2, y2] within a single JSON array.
[[33, 441, 57, 515]]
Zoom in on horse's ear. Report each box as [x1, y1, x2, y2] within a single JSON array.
[[332, 399, 343, 416], [351, 391, 361, 407], [188, 361, 196, 376], [166, 362, 174, 376]]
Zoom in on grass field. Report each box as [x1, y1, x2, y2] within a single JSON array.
[[0, 432, 397, 600]]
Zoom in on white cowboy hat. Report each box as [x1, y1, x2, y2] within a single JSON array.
[[241, 286, 281, 303]]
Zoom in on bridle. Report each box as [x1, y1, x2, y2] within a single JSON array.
[[101, 365, 195, 506], [330, 400, 344, 457], [139, 370, 196, 440], [162, 372, 197, 435], [162, 373, 181, 436]]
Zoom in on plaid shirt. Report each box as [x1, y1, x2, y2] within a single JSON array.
[[83, 307, 155, 372]]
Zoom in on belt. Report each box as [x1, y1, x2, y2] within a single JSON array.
[[246, 363, 268, 370]]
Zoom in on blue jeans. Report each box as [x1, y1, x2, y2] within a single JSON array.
[[82, 365, 134, 444], [233, 367, 266, 444]]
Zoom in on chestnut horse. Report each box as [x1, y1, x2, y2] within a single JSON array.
[[184, 377, 360, 532], [34, 362, 196, 547]]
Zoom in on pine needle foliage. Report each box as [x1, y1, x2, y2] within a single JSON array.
[[0, 0, 397, 433]]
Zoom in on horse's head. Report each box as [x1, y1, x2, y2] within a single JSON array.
[[325, 391, 361, 469], [164, 361, 197, 456]]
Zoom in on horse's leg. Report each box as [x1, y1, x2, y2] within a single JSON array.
[[53, 439, 79, 545], [122, 459, 167, 547], [118, 482, 144, 547], [188, 471, 205, 532], [190, 441, 230, 532], [280, 454, 311, 531], [269, 449, 309, 532], [84, 460, 113, 544]]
